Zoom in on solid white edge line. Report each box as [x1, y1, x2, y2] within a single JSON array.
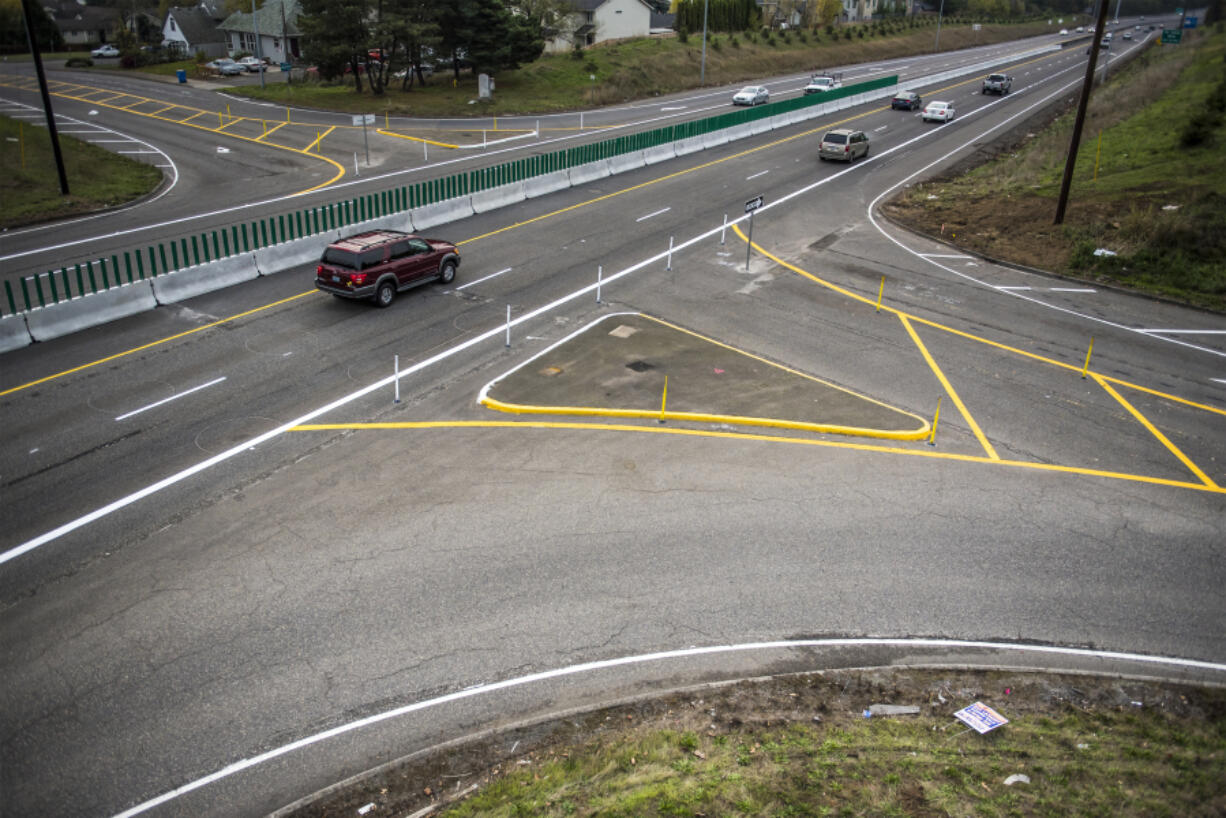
[[862, 57, 1226, 361], [114, 377, 226, 421], [1139, 329, 1226, 335], [454, 266, 512, 290], [109, 637, 1226, 818]]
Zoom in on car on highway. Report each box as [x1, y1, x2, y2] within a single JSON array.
[[236, 56, 268, 72], [732, 85, 769, 106], [204, 58, 245, 76], [921, 101, 955, 123], [817, 128, 869, 162], [1122, 30, 1132, 39], [891, 90, 922, 110], [1059, 28, 1069, 35], [315, 229, 460, 307], [803, 74, 842, 94], [981, 73, 1012, 95], [91, 44, 120, 58]]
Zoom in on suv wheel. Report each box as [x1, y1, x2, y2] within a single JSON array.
[[375, 279, 396, 308], [438, 259, 456, 285]]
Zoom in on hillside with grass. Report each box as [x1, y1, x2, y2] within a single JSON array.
[[884, 27, 1226, 313]]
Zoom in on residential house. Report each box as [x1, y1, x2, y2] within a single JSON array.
[[217, 0, 302, 63], [162, 6, 227, 58], [45, 1, 119, 47], [545, 0, 657, 52]]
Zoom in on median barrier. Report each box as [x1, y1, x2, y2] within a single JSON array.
[[702, 129, 730, 149], [255, 234, 327, 274], [26, 280, 156, 342], [524, 169, 571, 199], [673, 135, 706, 157], [608, 150, 646, 175], [410, 197, 475, 230], [642, 144, 676, 165], [151, 255, 257, 304], [749, 117, 773, 136], [0, 314, 32, 353], [471, 181, 527, 214], [568, 159, 612, 187]]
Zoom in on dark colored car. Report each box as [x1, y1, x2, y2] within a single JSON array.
[[892, 90, 922, 110], [315, 229, 460, 307]]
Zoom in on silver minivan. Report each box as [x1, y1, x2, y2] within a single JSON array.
[[818, 129, 870, 162]]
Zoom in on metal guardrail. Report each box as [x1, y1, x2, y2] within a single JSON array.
[[2, 75, 897, 319]]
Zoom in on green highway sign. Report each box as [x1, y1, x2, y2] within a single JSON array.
[[1161, 28, 1183, 43]]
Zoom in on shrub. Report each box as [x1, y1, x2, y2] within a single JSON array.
[[64, 57, 93, 67], [583, 58, 598, 74], [730, 35, 740, 48], [711, 36, 721, 50], [570, 43, 583, 60], [678, 23, 689, 43]]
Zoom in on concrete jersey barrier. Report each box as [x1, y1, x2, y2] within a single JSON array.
[[25, 281, 156, 342], [0, 314, 33, 353], [151, 255, 258, 304]]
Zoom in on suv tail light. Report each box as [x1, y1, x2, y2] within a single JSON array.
[[316, 265, 324, 275], [350, 273, 368, 286]]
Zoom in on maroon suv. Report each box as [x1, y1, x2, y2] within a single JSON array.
[[315, 229, 460, 307]]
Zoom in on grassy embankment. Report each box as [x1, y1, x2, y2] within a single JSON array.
[[0, 115, 161, 228], [230, 20, 1063, 117], [310, 670, 1226, 817], [884, 27, 1226, 312]]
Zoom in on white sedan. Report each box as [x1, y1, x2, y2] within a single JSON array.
[[732, 86, 769, 106], [921, 101, 955, 123], [91, 44, 120, 58], [236, 56, 267, 72]]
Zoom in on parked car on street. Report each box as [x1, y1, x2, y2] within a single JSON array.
[[315, 230, 460, 307], [732, 85, 769, 106], [91, 44, 120, 58], [921, 101, 955, 123], [204, 58, 245, 76], [236, 56, 268, 72], [818, 128, 870, 162], [891, 90, 922, 110]]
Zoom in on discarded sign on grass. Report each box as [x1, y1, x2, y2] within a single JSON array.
[[953, 701, 1009, 734]]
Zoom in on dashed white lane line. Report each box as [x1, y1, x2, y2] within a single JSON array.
[[454, 266, 512, 290], [746, 170, 770, 180], [114, 377, 226, 421], [1140, 329, 1226, 335], [636, 206, 671, 222], [920, 253, 973, 259], [1050, 287, 1097, 293], [108, 638, 1226, 818]]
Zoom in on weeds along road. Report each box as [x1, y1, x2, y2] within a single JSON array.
[[3, 26, 1224, 817], [1, 27, 1084, 286]]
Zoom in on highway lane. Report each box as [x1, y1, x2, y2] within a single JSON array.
[[0, 27, 1093, 286], [3, 27, 1224, 816]]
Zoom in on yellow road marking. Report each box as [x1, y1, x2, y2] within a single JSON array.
[[899, 313, 999, 459], [1091, 373, 1220, 489], [376, 130, 459, 148], [257, 120, 288, 141], [303, 125, 335, 153], [288, 420, 1226, 495], [0, 291, 319, 397], [149, 104, 177, 116], [0, 76, 346, 194]]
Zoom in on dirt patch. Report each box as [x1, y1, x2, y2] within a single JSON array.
[[279, 668, 1226, 816]]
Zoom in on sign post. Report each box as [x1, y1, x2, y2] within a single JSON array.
[[352, 113, 374, 165], [744, 195, 764, 271]]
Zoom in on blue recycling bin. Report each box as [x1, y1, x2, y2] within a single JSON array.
[[176, 69, 187, 83]]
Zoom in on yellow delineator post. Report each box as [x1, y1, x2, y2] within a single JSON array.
[[875, 276, 885, 312], [286, 107, 291, 123], [1081, 336, 1095, 378], [659, 375, 668, 423], [928, 396, 942, 446]]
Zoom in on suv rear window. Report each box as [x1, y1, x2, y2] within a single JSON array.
[[823, 132, 847, 144], [322, 247, 385, 270]]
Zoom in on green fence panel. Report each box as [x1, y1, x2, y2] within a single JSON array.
[[158, 244, 168, 274], [295, 210, 303, 238], [75, 264, 85, 297], [60, 268, 71, 300], [48, 271, 60, 303], [86, 261, 96, 293], [241, 224, 249, 252], [4, 281, 15, 315], [31, 275, 44, 308], [170, 241, 180, 271]]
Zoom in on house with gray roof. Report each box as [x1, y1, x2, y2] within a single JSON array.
[[545, 0, 658, 52], [161, 6, 227, 58], [45, 1, 119, 47], [218, 0, 302, 62]]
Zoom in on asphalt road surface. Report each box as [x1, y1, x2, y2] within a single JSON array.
[[2, 20, 1223, 817]]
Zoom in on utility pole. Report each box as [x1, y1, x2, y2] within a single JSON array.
[[1054, 0, 1111, 224], [252, 0, 265, 89], [19, 0, 68, 195], [699, 0, 709, 85], [934, 0, 945, 51]]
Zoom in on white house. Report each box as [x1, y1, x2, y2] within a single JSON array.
[[217, 0, 302, 63], [546, 0, 657, 53], [161, 6, 227, 58]]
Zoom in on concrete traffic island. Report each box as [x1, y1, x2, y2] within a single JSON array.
[[480, 312, 930, 440]]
